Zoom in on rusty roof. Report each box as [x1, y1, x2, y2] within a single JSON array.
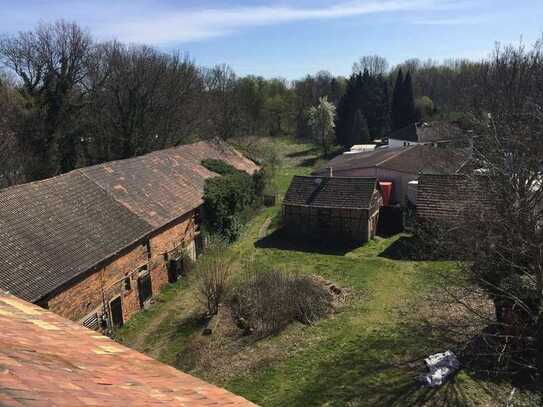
[[0, 141, 258, 302], [283, 176, 379, 209], [0, 291, 257, 406], [81, 140, 259, 227]]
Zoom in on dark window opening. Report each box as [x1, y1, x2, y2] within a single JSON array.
[[124, 276, 131, 291], [137, 268, 152, 307]]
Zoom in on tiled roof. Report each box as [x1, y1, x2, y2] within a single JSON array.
[[417, 174, 490, 222], [388, 122, 468, 143], [0, 172, 152, 302], [314, 145, 470, 175], [81, 141, 259, 227], [0, 141, 258, 302], [284, 176, 379, 209], [0, 291, 257, 406]]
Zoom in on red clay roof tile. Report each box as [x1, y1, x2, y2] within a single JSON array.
[[0, 292, 257, 406]]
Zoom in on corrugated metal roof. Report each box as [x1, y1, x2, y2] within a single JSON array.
[[283, 176, 379, 209]]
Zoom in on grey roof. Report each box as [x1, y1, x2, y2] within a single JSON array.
[[0, 141, 258, 302], [417, 174, 490, 222], [0, 172, 152, 302], [388, 122, 468, 143], [314, 144, 470, 176], [283, 176, 379, 209]]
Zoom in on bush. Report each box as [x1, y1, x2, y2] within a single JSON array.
[[196, 241, 232, 316], [201, 159, 240, 176], [203, 171, 256, 241], [229, 269, 333, 337]]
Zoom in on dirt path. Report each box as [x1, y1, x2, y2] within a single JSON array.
[[258, 217, 272, 239]]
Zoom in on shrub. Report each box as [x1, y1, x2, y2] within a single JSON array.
[[229, 269, 333, 336], [203, 171, 256, 241], [201, 159, 240, 176], [196, 241, 232, 316]]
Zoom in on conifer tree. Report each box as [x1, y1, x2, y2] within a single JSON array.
[[391, 69, 404, 131], [402, 71, 417, 126], [351, 109, 371, 146], [391, 69, 417, 131]]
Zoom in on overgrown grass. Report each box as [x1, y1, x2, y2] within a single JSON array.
[[116, 138, 537, 407]]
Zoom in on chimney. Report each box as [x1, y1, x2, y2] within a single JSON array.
[[328, 167, 333, 177]]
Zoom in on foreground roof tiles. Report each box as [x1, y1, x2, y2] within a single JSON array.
[[0, 291, 257, 406], [284, 176, 379, 209]]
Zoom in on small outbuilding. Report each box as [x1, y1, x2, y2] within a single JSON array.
[[283, 176, 383, 243]]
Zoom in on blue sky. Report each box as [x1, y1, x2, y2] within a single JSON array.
[[1, 0, 543, 79]]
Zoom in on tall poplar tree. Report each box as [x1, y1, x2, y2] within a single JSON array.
[[391, 69, 417, 131]]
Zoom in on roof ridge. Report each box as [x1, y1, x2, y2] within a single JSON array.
[[375, 146, 413, 167]]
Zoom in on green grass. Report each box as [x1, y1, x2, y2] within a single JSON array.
[[116, 137, 535, 407]]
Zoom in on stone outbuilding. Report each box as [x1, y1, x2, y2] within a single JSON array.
[[282, 176, 383, 244]]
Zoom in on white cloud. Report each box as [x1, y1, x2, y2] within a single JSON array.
[[90, 0, 458, 44], [412, 16, 488, 25]]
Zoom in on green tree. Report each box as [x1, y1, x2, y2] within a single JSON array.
[[351, 109, 371, 146], [415, 96, 434, 121], [391, 69, 417, 130], [308, 96, 336, 155]]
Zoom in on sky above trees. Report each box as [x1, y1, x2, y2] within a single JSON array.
[[1, 0, 543, 78]]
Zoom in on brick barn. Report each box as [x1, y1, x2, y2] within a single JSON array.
[[0, 140, 258, 331], [282, 176, 383, 243]]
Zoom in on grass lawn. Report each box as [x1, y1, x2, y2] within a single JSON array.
[[116, 138, 535, 407]]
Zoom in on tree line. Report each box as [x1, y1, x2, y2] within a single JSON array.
[[0, 20, 536, 187]]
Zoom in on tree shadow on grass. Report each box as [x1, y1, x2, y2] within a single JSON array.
[[285, 147, 322, 158], [298, 156, 321, 168], [286, 321, 505, 407], [255, 228, 362, 256], [378, 235, 459, 261]]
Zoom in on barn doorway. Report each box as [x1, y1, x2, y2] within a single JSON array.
[[138, 268, 153, 307], [109, 296, 123, 328], [167, 256, 183, 283]]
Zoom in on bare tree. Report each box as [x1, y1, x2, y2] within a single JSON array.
[[80, 42, 203, 162], [204, 64, 240, 139], [0, 20, 92, 178], [0, 73, 26, 187], [418, 40, 543, 393], [353, 55, 389, 76]]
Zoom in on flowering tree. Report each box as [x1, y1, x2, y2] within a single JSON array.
[[307, 96, 336, 155]]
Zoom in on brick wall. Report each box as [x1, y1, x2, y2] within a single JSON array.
[[47, 244, 147, 323], [45, 210, 199, 328], [149, 210, 198, 292]]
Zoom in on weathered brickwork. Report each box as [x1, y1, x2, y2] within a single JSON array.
[[47, 244, 147, 322], [46, 209, 199, 327]]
